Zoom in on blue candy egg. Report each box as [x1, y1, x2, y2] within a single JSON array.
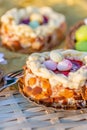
[[29, 21, 40, 29]]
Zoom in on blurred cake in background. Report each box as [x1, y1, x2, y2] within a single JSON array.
[[0, 6, 66, 54], [66, 19, 87, 52]]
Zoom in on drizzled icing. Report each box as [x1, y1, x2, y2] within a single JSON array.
[[26, 49, 87, 89]]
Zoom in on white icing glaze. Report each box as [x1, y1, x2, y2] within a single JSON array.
[[26, 49, 87, 90]]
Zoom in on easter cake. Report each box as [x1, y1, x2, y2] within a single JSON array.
[[66, 19, 87, 52], [20, 49, 87, 109], [0, 6, 66, 53]]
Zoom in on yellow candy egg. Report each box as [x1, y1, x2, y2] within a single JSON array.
[[30, 13, 43, 23]]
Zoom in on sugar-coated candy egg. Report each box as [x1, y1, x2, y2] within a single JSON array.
[[75, 41, 87, 51], [43, 60, 57, 70], [75, 25, 87, 41], [50, 50, 63, 62], [29, 21, 40, 29], [57, 59, 72, 71], [30, 13, 43, 23]]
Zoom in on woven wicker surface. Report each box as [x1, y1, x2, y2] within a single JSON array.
[[0, 87, 87, 130], [65, 21, 85, 49]]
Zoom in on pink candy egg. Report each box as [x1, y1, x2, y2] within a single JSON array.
[[43, 60, 57, 70], [57, 59, 72, 71]]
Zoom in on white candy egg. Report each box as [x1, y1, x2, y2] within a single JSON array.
[[50, 50, 63, 62], [57, 59, 72, 71], [43, 60, 57, 70]]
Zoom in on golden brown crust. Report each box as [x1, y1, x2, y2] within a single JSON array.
[[19, 68, 87, 109], [1, 22, 66, 54], [19, 78, 87, 109]]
